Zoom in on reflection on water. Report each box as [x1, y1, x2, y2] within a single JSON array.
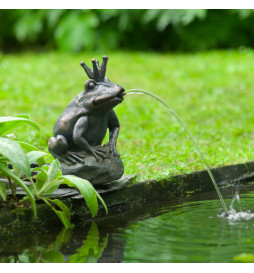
[[1, 185, 254, 263], [68, 222, 108, 263]]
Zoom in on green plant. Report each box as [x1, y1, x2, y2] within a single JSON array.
[[0, 115, 108, 228], [0, 115, 41, 216], [31, 159, 108, 228]]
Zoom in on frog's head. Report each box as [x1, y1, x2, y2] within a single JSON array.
[[79, 56, 125, 112]]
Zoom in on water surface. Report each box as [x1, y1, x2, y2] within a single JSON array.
[[1, 185, 254, 263]]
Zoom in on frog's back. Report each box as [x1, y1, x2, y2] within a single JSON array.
[[53, 98, 86, 140]]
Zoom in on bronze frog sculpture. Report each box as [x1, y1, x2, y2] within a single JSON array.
[[48, 56, 125, 185]]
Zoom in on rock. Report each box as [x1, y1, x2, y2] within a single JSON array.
[[59, 145, 124, 186]]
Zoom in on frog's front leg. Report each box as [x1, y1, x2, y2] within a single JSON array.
[[104, 110, 120, 157], [73, 116, 106, 160]]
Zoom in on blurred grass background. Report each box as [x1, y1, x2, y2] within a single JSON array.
[[1, 50, 254, 181], [1, 10, 254, 181]]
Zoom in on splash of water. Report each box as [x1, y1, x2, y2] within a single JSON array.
[[219, 191, 254, 221], [125, 89, 228, 213], [230, 191, 241, 209], [220, 209, 254, 221], [219, 189, 254, 221]]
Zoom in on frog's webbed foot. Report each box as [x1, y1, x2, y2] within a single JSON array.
[[90, 146, 107, 161], [59, 152, 85, 166], [103, 142, 120, 157]]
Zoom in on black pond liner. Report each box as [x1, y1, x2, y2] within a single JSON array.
[[1, 161, 254, 230]]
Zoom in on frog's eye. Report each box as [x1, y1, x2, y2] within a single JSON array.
[[85, 80, 96, 91], [88, 81, 95, 89], [78, 97, 84, 103]]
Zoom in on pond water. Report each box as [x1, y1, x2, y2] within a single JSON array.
[[1, 184, 254, 263]]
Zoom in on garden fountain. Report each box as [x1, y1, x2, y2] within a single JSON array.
[[48, 56, 228, 213]]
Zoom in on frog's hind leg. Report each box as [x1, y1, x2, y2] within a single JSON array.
[[48, 135, 85, 165], [48, 135, 68, 156]]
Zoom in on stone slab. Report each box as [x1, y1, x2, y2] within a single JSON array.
[[2, 175, 135, 199]]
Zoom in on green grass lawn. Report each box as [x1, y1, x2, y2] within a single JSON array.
[[1, 50, 254, 182]]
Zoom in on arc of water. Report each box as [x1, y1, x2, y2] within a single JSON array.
[[125, 89, 228, 213]]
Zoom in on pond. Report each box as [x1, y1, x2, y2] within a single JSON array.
[[1, 184, 254, 263]]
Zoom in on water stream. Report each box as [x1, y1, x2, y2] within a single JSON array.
[[125, 89, 228, 212]]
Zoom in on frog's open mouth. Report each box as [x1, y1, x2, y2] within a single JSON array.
[[93, 90, 125, 107], [117, 90, 125, 100]]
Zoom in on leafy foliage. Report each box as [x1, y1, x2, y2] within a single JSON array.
[[0, 115, 40, 215], [2, 10, 254, 52], [61, 175, 108, 217], [0, 136, 31, 177], [0, 115, 108, 227], [0, 163, 37, 216], [143, 9, 206, 31], [0, 116, 40, 135], [26, 151, 47, 165], [33, 159, 108, 227], [0, 179, 7, 201]]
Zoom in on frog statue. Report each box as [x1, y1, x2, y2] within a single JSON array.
[[48, 56, 125, 185]]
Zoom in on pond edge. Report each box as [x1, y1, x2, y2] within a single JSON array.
[[1, 161, 254, 228]]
